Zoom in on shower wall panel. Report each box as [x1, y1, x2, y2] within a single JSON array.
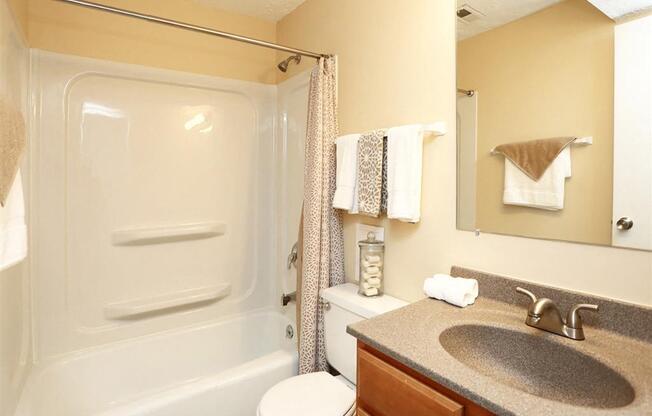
[[275, 72, 309, 302], [30, 51, 277, 360]]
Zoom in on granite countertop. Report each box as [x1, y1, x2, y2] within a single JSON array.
[[347, 295, 652, 416]]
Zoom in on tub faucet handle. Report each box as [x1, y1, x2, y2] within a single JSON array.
[[281, 291, 296, 306], [287, 242, 298, 270]]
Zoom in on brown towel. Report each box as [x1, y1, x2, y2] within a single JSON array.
[[0, 97, 26, 206], [493, 137, 576, 181], [356, 129, 385, 217]]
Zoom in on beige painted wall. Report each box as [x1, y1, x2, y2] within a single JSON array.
[[6, 0, 27, 37], [458, 0, 614, 246], [27, 0, 278, 84], [278, 0, 652, 305]]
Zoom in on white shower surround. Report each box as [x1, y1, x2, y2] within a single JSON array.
[[20, 51, 309, 414], [16, 311, 296, 415]]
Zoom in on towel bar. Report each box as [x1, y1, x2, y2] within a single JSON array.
[[422, 121, 447, 136], [377, 121, 447, 138]]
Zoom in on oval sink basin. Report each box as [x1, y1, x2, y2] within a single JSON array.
[[439, 324, 635, 408]]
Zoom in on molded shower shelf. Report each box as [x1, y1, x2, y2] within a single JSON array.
[[104, 284, 232, 319], [111, 222, 226, 246]]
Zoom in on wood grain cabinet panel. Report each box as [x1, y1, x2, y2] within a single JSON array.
[[356, 341, 494, 416]]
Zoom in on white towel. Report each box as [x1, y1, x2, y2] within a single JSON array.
[[361, 271, 380, 280], [364, 265, 380, 274], [423, 274, 479, 308], [365, 255, 381, 263], [503, 146, 571, 210], [423, 274, 454, 299], [364, 287, 379, 296], [366, 277, 381, 286], [387, 124, 424, 223], [0, 171, 27, 271], [333, 134, 361, 212], [362, 259, 382, 268]]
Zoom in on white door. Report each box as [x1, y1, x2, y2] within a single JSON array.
[[456, 92, 478, 231], [612, 15, 652, 250]]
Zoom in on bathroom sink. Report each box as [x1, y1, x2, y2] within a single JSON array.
[[439, 324, 635, 408]]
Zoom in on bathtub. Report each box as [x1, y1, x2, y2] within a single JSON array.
[[16, 310, 297, 416]]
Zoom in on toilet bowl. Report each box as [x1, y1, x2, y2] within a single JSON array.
[[257, 372, 355, 416], [257, 283, 407, 416]]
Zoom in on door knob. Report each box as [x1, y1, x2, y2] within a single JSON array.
[[616, 217, 634, 231]]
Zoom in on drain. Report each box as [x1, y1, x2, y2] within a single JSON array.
[[285, 324, 294, 339]]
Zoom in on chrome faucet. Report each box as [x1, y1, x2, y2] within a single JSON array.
[[281, 291, 296, 306], [516, 287, 599, 341]]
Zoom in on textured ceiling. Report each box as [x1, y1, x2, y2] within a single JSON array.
[[456, 0, 561, 40], [587, 0, 652, 20], [194, 0, 307, 21]]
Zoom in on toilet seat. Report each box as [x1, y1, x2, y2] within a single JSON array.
[[257, 372, 355, 416]]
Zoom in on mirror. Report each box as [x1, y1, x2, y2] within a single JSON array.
[[456, 0, 652, 251]]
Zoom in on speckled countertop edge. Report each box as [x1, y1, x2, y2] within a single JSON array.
[[347, 272, 652, 416]]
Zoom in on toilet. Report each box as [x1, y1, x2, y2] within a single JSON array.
[[257, 283, 407, 416]]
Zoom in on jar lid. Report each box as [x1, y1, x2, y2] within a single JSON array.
[[358, 232, 384, 247]]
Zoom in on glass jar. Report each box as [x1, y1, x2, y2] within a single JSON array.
[[358, 232, 384, 297]]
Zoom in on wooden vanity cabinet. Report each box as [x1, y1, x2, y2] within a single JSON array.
[[356, 341, 494, 416]]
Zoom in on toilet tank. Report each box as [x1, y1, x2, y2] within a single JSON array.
[[320, 283, 407, 384]]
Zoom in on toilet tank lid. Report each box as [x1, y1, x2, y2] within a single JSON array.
[[321, 283, 408, 319]]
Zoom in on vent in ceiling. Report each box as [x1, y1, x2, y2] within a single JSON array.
[[457, 4, 484, 22]]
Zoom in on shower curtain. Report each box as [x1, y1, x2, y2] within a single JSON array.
[[298, 56, 345, 374]]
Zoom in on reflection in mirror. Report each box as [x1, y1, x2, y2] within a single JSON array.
[[456, 0, 652, 251]]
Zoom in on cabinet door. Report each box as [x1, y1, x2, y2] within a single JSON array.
[[357, 348, 464, 416]]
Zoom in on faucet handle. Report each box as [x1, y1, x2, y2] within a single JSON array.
[[566, 303, 599, 329], [516, 287, 538, 303]]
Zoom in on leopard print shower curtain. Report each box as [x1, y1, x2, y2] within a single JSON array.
[[298, 56, 345, 374]]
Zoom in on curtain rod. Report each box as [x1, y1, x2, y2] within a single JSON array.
[[55, 0, 328, 60]]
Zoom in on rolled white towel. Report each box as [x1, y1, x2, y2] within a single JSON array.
[[365, 255, 381, 263], [366, 277, 381, 287], [364, 266, 380, 274], [423, 274, 478, 308], [443, 278, 478, 307], [364, 287, 379, 296], [362, 271, 381, 280], [422, 274, 454, 300], [362, 259, 383, 268]]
